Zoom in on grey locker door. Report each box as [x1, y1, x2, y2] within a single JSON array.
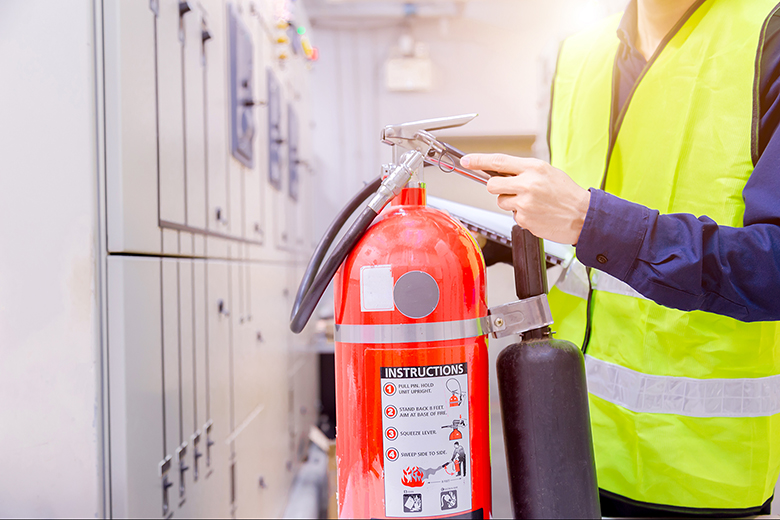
[[189, 258, 209, 515], [107, 256, 165, 518], [201, 0, 230, 258], [182, 5, 207, 234], [177, 259, 196, 515], [161, 258, 183, 507], [231, 255, 265, 518], [251, 263, 294, 516], [104, 0, 160, 255], [205, 260, 232, 518], [156, 0, 187, 230]]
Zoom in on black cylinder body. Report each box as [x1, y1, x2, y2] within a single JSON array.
[[497, 338, 600, 518], [497, 226, 600, 518]]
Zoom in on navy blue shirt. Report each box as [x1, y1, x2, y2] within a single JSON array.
[[575, 1, 780, 322]]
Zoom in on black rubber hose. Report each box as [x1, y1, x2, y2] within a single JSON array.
[[290, 206, 380, 334], [290, 176, 382, 321]]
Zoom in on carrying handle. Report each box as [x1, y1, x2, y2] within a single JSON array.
[[511, 225, 550, 339]]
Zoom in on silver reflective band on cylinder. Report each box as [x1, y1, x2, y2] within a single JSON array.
[[585, 355, 780, 418], [335, 317, 490, 344]]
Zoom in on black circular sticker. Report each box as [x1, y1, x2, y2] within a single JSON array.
[[393, 271, 440, 319]]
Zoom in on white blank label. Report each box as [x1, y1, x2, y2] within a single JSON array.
[[360, 265, 394, 312]]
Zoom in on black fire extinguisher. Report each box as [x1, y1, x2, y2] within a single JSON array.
[[496, 225, 601, 519]]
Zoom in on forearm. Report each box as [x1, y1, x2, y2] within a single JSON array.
[[577, 190, 780, 322]]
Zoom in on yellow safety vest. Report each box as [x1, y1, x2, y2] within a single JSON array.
[[549, 0, 780, 510]]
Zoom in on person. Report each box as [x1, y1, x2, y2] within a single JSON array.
[[461, 0, 780, 517], [450, 442, 466, 477]]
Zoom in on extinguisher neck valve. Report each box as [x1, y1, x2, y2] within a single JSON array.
[[368, 151, 424, 213]]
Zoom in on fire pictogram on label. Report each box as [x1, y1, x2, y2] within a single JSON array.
[[402, 467, 426, 488]]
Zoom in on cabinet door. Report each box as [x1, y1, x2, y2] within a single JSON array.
[[189, 258, 209, 514], [157, 0, 187, 229], [104, 0, 160, 254], [232, 260, 263, 432], [268, 68, 291, 251], [205, 260, 232, 518], [232, 255, 264, 520], [202, 0, 230, 257], [183, 5, 207, 233], [107, 256, 164, 518], [244, 167, 264, 244], [161, 258, 183, 506], [243, 10, 266, 245], [251, 263, 294, 516], [176, 259, 196, 515], [233, 411, 265, 519]]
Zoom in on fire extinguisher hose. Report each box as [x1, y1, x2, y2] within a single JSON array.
[[290, 150, 424, 334], [290, 175, 382, 332]]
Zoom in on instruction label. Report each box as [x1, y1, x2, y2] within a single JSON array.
[[380, 362, 471, 517]]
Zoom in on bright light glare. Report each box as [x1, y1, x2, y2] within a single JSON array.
[[575, 0, 608, 29]]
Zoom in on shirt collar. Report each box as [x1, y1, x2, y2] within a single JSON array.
[[616, 0, 640, 54]]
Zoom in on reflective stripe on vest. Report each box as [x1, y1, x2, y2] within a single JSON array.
[[586, 355, 780, 418], [548, 0, 780, 509]]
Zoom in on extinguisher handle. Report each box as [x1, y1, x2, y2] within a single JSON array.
[[511, 225, 550, 339], [511, 225, 548, 300]]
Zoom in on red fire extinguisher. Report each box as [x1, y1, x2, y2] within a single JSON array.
[[290, 114, 599, 519], [289, 117, 495, 518], [332, 185, 490, 518]]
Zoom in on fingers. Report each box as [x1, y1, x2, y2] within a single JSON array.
[[495, 193, 519, 213], [461, 153, 539, 174], [496, 194, 528, 228], [486, 175, 525, 195]]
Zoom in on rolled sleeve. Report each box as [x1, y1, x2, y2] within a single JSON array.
[[576, 189, 649, 279]]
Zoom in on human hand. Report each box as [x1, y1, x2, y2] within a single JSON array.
[[461, 153, 591, 245]]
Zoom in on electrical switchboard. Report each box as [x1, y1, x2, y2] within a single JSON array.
[[102, 0, 319, 517]]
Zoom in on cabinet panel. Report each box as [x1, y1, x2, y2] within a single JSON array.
[[157, 0, 186, 226], [192, 259, 208, 483], [205, 260, 232, 518], [183, 5, 207, 231], [177, 260, 196, 513], [202, 0, 230, 257], [250, 263, 294, 514], [161, 258, 182, 504], [244, 168, 263, 243], [226, 1, 249, 246], [228, 163, 245, 239], [243, 11, 266, 244], [107, 256, 164, 518], [232, 258, 262, 426], [233, 413, 265, 518], [104, 0, 160, 254]]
